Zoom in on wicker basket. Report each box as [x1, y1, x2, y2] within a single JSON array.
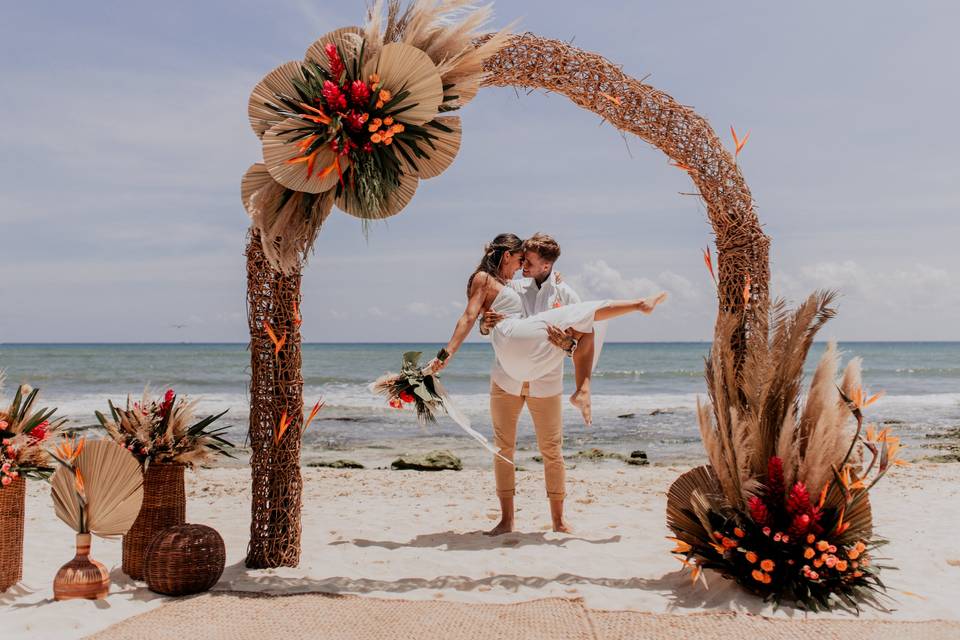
[[0, 476, 26, 592], [144, 523, 225, 596], [122, 462, 186, 580]]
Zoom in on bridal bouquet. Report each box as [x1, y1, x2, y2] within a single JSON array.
[[371, 351, 447, 425], [94, 389, 234, 467]]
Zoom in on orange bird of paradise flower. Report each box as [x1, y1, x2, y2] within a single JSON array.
[[303, 399, 325, 432], [849, 386, 884, 411], [743, 273, 752, 305], [599, 91, 622, 106], [730, 126, 750, 158], [74, 467, 86, 499], [274, 410, 291, 446], [54, 435, 86, 464], [293, 301, 302, 328], [702, 247, 717, 286], [263, 321, 287, 357], [669, 159, 693, 172]]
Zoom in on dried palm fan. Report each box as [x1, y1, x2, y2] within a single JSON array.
[[666, 290, 904, 611], [244, 0, 514, 271], [51, 439, 143, 537], [50, 438, 144, 600]]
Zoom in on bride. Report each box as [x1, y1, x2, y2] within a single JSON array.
[[427, 234, 668, 424]]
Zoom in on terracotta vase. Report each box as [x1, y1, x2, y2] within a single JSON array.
[[53, 533, 110, 600], [122, 462, 186, 580], [0, 476, 26, 592]]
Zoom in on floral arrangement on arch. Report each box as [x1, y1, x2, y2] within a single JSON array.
[[0, 378, 68, 486], [95, 389, 234, 468], [666, 290, 905, 612], [242, 0, 512, 271]]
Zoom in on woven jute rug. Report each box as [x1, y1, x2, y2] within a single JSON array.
[[85, 591, 960, 640]]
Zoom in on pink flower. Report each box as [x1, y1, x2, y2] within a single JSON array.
[[1, 476, 11, 487]]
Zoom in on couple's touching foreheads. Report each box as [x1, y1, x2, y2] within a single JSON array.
[[426, 233, 668, 535]]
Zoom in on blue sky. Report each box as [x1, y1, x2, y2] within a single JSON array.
[[1, 1, 957, 343]]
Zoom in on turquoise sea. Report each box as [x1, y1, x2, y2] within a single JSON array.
[[1, 342, 957, 463]]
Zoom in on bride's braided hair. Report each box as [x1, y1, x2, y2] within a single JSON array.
[[466, 233, 522, 297]]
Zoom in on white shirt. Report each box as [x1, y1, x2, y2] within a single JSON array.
[[489, 272, 581, 397]]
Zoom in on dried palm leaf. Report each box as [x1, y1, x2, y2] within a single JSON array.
[[51, 439, 143, 537], [666, 466, 722, 545], [336, 171, 418, 220], [363, 42, 444, 126], [245, 178, 335, 273], [262, 118, 345, 194], [304, 26, 365, 70], [249, 61, 308, 139]]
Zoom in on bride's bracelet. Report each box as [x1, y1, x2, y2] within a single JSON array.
[[564, 336, 578, 357]]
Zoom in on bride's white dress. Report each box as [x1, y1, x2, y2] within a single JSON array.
[[490, 284, 609, 382]]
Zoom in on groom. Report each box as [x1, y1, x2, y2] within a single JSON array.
[[480, 233, 582, 535]]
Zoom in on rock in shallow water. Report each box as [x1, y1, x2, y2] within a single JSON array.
[[391, 450, 463, 471], [308, 459, 365, 469]]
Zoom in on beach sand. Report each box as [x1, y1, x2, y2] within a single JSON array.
[[3, 460, 959, 639]]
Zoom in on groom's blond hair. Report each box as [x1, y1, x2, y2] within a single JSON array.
[[522, 233, 561, 262]]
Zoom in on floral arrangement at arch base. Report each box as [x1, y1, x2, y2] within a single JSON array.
[[666, 290, 905, 612], [242, 0, 513, 271]]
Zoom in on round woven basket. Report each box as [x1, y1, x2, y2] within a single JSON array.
[[123, 462, 186, 580], [144, 523, 225, 596], [0, 476, 26, 592]]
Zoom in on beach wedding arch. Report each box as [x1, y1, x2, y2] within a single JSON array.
[[240, 0, 773, 572]]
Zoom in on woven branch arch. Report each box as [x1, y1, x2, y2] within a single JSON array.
[[245, 32, 771, 568]]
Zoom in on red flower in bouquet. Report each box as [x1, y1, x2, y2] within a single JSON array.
[[322, 80, 347, 111], [748, 495, 770, 526], [766, 456, 786, 511], [388, 397, 404, 409], [325, 43, 345, 79], [29, 420, 50, 442], [786, 481, 823, 536], [349, 79, 371, 105], [160, 388, 176, 417], [399, 391, 415, 404], [344, 110, 369, 131]]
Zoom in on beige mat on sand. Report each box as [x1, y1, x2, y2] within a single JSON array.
[[85, 591, 960, 640]]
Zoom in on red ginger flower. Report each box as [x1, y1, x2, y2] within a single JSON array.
[[786, 481, 814, 516], [349, 79, 371, 105], [322, 80, 347, 111], [399, 391, 415, 404], [766, 457, 786, 510], [325, 43, 344, 79], [29, 420, 50, 442], [748, 495, 770, 526]]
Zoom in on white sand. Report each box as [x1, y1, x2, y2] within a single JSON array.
[[3, 461, 959, 639]]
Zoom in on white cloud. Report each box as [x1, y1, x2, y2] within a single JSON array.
[[568, 260, 699, 301]]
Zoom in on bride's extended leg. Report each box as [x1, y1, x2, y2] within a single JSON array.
[[569, 330, 594, 426], [594, 291, 668, 322]]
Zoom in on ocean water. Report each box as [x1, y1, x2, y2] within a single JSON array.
[[1, 342, 957, 463]]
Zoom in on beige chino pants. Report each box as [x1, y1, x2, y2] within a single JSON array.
[[490, 381, 565, 499]]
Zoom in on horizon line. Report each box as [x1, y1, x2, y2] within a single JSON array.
[[3, 340, 959, 346]]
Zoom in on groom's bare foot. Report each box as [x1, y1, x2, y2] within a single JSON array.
[[570, 389, 592, 426], [485, 519, 514, 536], [553, 520, 573, 534]]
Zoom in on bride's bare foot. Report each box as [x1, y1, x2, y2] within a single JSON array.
[[484, 519, 514, 536], [570, 388, 592, 426], [638, 291, 669, 314]]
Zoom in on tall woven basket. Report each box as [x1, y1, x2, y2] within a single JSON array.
[[122, 462, 186, 580], [0, 476, 26, 592]]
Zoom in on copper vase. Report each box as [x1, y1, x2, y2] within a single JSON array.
[[53, 533, 110, 600]]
